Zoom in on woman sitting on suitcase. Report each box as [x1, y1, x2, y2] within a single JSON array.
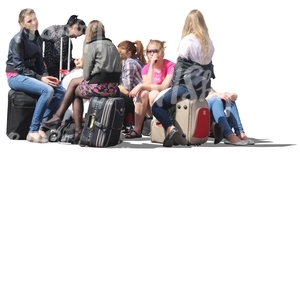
[[151, 9, 215, 147], [118, 40, 146, 133], [5, 8, 66, 143], [126, 39, 175, 139], [42, 20, 122, 144]]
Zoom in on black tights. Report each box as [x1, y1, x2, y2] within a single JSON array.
[[54, 77, 86, 133]]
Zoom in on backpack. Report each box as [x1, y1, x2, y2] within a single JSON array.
[[47, 117, 76, 143]]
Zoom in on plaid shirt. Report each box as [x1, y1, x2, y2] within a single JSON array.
[[120, 58, 143, 91]]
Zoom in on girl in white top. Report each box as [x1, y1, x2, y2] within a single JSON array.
[[151, 9, 215, 147], [178, 33, 214, 65]]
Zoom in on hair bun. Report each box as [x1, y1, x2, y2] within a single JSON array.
[[67, 15, 79, 26]]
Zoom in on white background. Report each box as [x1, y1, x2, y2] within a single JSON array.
[[1, 0, 299, 144], [0, 1, 299, 300]]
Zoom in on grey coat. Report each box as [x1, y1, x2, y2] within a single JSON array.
[[83, 37, 121, 81]]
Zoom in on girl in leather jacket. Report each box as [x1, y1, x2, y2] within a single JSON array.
[[6, 8, 65, 143]]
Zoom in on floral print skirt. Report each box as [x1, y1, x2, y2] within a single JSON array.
[[79, 80, 119, 97]]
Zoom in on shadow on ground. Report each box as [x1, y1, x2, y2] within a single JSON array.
[[107, 137, 297, 149]]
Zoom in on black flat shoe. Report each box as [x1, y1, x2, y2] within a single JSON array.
[[41, 119, 61, 130], [163, 127, 179, 147], [41, 114, 62, 130], [214, 123, 224, 144]]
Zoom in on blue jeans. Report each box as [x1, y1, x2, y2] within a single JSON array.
[[224, 101, 244, 136], [151, 84, 209, 130], [8, 75, 65, 132], [151, 85, 192, 130], [206, 96, 244, 137]]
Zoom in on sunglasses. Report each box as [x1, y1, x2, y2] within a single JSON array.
[[147, 49, 159, 54]]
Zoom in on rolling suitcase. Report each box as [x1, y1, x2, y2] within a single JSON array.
[[6, 89, 38, 140], [175, 98, 210, 145], [79, 97, 125, 148], [59, 36, 71, 82]]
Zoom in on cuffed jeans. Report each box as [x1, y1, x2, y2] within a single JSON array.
[[206, 96, 244, 137], [8, 75, 65, 132]]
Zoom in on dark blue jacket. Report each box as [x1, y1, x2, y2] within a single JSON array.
[[6, 28, 48, 80]]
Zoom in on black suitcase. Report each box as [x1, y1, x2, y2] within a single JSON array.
[[79, 97, 125, 147], [6, 89, 38, 140]]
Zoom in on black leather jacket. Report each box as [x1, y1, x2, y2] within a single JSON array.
[[6, 28, 48, 81]]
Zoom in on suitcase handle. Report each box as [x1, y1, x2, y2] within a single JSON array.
[[60, 69, 70, 76], [59, 37, 71, 82], [87, 114, 95, 129]]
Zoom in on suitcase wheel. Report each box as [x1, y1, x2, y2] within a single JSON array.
[[47, 130, 60, 142], [7, 132, 20, 140]]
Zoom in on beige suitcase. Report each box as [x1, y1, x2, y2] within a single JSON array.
[[150, 106, 176, 144], [175, 98, 210, 145], [150, 118, 166, 144]]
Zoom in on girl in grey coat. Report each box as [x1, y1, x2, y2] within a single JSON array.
[[42, 20, 122, 143]]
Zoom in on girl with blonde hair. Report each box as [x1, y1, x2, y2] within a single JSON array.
[[151, 9, 215, 147], [125, 39, 175, 138]]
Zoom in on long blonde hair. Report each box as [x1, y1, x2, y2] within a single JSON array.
[[181, 9, 211, 58]]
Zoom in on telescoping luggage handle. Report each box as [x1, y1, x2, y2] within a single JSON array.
[[59, 36, 71, 81]]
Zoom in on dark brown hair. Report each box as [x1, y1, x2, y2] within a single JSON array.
[[67, 15, 86, 34]]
